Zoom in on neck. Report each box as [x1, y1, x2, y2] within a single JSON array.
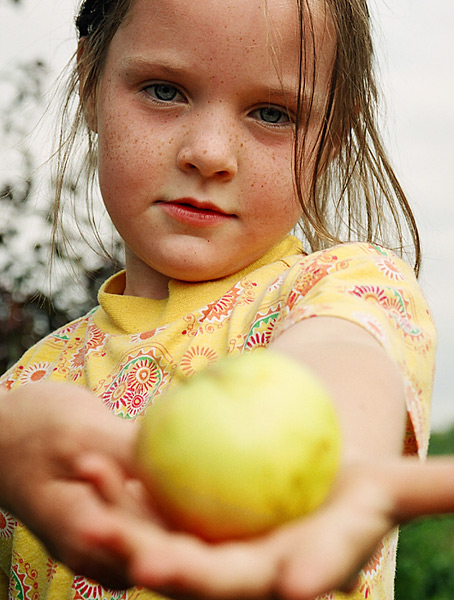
[[123, 249, 171, 299]]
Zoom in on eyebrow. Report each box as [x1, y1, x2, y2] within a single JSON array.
[[118, 56, 189, 80]]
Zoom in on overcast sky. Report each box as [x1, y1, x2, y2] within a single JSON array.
[[1, 0, 453, 430]]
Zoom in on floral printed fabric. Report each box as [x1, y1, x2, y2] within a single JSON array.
[[0, 237, 436, 600]]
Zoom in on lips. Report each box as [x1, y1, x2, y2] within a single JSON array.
[[169, 198, 230, 214], [158, 198, 235, 227]]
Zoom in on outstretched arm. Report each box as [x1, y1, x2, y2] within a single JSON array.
[[1, 319, 450, 598], [115, 318, 449, 599], [117, 457, 454, 600], [271, 316, 408, 462]]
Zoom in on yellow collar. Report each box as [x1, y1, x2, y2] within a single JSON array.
[[94, 235, 303, 335]]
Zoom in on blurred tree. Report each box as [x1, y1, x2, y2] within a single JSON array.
[[0, 2, 122, 374]]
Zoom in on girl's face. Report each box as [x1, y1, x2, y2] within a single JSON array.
[[92, 0, 335, 298]]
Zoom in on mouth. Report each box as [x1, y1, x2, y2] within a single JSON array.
[[158, 198, 235, 226], [168, 198, 231, 214]]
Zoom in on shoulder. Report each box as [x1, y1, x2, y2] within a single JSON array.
[[275, 241, 434, 347], [291, 241, 417, 282], [272, 242, 436, 456], [228, 241, 428, 338], [261, 241, 424, 310], [0, 308, 99, 390]]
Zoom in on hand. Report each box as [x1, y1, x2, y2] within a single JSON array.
[[110, 462, 394, 600], [91, 458, 454, 600], [3, 383, 454, 598], [0, 382, 158, 589]]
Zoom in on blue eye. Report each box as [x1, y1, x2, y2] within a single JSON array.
[[259, 107, 288, 124], [146, 83, 182, 102], [250, 106, 292, 126]]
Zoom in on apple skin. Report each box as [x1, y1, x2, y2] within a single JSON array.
[[135, 349, 341, 542]]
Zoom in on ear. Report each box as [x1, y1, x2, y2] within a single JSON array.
[[77, 39, 98, 133]]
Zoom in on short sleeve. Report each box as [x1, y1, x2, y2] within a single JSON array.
[[271, 243, 436, 457]]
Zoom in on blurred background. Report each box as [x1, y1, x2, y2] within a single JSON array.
[[0, 1, 453, 596]]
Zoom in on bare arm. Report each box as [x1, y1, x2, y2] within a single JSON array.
[[1, 321, 449, 599], [121, 318, 438, 599], [270, 316, 407, 461]]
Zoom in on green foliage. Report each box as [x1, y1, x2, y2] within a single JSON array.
[[426, 427, 454, 456], [395, 426, 454, 600], [396, 516, 454, 599]]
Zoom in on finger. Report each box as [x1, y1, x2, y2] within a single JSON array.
[[74, 453, 127, 504], [126, 527, 279, 599], [96, 417, 139, 474], [35, 481, 135, 589], [274, 521, 383, 600], [64, 538, 133, 590], [41, 381, 139, 472]]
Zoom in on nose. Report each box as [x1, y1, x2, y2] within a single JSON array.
[[176, 111, 239, 181]]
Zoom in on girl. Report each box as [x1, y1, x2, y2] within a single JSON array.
[[0, 0, 451, 599]]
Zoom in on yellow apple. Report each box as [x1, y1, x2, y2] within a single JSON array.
[[135, 349, 341, 541]]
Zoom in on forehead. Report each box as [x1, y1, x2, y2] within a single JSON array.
[[109, 0, 335, 87]]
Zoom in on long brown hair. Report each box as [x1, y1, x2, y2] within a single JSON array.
[[53, 0, 421, 274], [293, 0, 420, 272]]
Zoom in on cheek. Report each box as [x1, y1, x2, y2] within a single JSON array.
[[97, 119, 168, 198], [248, 149, 299, 213]]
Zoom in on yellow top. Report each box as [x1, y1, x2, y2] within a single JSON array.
[[0, 236, 436, 600]]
